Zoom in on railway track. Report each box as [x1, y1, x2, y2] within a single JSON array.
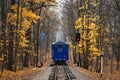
[[48, 66, 77, 80]]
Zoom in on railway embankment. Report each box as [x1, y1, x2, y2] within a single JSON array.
[[71, 63, 120, 80], [0, 61, 50, 80]]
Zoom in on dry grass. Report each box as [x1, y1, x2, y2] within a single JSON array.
[[0, 60, 50, 80], [80, 63, 119, 80], [70, 60, 120, 80], [0, 68, 40, 80]]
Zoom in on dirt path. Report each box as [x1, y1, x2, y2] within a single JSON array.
[[29, 66, 95, 80], [70, 66, 94, 80], [29, 67, 52, 80]]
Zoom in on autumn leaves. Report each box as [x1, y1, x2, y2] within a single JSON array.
[[7, 1, 44, 49], [70, 0, 109, 61]]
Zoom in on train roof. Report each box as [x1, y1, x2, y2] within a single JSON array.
[[52, 41, 68, 45]]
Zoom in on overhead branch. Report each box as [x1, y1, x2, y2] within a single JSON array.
[[114, 0, 120, 11], [28, 1, 57, 11]]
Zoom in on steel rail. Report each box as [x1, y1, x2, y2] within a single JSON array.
[[49, 65, 77, 80], [64, 66, 72, 80], [54, 66, 57, 80], [64, 66, 77, 80]]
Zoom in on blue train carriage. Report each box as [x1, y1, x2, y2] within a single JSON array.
[[52, 41, 69, 64]]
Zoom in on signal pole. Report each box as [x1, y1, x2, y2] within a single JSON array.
[[76, 32, 80, 66], [100, 51, 104, 77]]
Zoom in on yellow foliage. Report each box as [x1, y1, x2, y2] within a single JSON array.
[[68, 42, 72, 47], [23, 0, 47, 3], [7, 3, 42, 49], [11, 4, 18, 11], [68, 41, 75, 50], [104, 38, 109, 42], [0, 40, 3, 50], [78, 43, 82, 48], [0, 54, 4, 61], [34, 0, 47, 3], [75, 18, 82, 26], [79, 2, 88, 9], [93, 47, 99, 52], [74, 0, 102, 60], [0, 58, 3, 61], [7, 13, 17, 26], [105, 28, 110, 33], [22, 19, 31, 29], [90, 37, 96, 43], [89, 15, 99, 21], [26, 10, 41, 19], [79, 49, 83, 54], [89, 23, 96, 29], [89, 45, 100, 57], [75, 25, 82, 30], [91, 2, 98, 7], [19, 34, 29, 47], [24, 0, 28, 2], [8, 5, 41, 27], [74, 13, 101, 60]]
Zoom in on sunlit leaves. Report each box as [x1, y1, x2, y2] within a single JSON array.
[[23, 0, 47, 3], [68, 41, 74, 49], [7, 3, 41, 49], [0, 54, 4, 61], [79, 0, 98, 10], [7, 5, 41, 27], [26, 10, 41, 19], [7, 13, 17, 26], [75, 18, 82, 30], [34, 0, 47, 3], [11, 4, 18, 11], [74, 13, 110, 60], [75, 10, 101, 60], [0, 40, 3, 51], [19, 35, 29, 48], [91, 2, 98, 7], [22, 19, 31, 29], [23, 0, 29, 2]]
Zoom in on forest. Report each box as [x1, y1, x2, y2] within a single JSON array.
[[0, 0, 120, 79]]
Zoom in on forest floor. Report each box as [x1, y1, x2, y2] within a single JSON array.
[[72, 61, 120, 80], [76, 66, 120, 80], [0, 60, 119, 80], [0, 61, 49, 80]]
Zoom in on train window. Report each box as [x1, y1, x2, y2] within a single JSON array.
[[58, 45, 63, 53]]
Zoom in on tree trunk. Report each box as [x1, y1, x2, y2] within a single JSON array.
[[94, 56, 99, 72], [111, 53, 113, 74], [90, 59, 93, 72], [1, 61, 4, 73], [8, 25, 14, 70], [73, 46, 77, 64], [117, 58, 119, 70], [1, 0, 7, 72], [36, 8, 42, 67], [11, 0, 15, 5], [116, 45, 120, 70]]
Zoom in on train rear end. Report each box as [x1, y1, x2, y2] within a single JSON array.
[[52, 41, 69, 65]]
